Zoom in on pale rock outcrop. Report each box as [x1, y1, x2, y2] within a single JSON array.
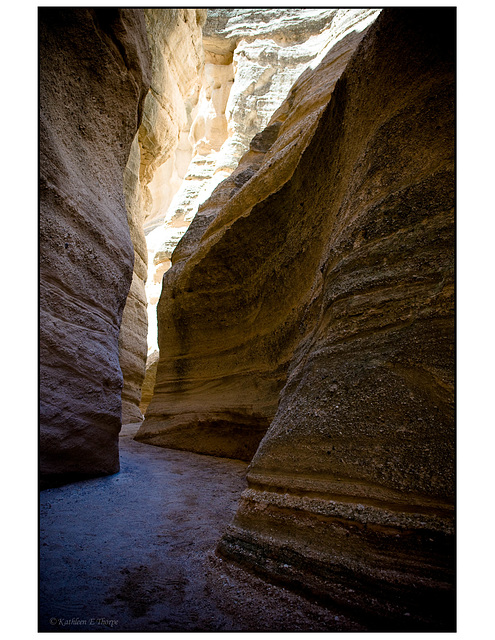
[[40, 8, 152, 487], [137, 7, 455, 631], [119, 8, 207, 422], [144, 8, 379, 355], [201, 8, 379, 171], [139, 9, 207, 234]]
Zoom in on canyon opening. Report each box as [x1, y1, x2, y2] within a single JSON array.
[[39, 7, 455, 632]]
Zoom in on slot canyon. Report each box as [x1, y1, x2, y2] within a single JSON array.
[[39, 7, 455, 632]]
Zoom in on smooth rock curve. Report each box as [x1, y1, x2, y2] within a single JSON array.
[[218, 8, 455, 630], [136, 11, 379, 460], [40, 8, 152, 487]]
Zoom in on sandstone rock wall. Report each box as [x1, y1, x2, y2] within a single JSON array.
[[119, 9, 207, 423], [220, 9, 455, 629], [138, 7, 455, 630], [136, 12, 378, 459], [40, 9, 152, 486], [139, 9, 207, 233], [139, 350, 160, 416], [119, 136, 149, 424], [144, 8, 380, 356]]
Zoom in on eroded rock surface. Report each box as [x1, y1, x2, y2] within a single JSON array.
[[138, 9, 207, 233], [138, 7, 455, 630], [137, 11, 379, 459], [119, 136, 149, 424], [119, 9, 207, 423], [144, 8, 379, 355], [40, 8, 152, 486]]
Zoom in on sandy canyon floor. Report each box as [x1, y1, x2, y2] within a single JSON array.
[[39, 423, 366, 632]]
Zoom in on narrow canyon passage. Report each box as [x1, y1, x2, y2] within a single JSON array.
[[39, 425, 364, 632], [39, 8, 455, 632]]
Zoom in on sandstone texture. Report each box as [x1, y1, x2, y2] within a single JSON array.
[[119, 9, 207, 423], [137, 10, 379, 458], [119, 136, 149, 424], [139, 9, 207, 234], [144, 8, 379, 355], [139, 350, 160, 416], [40, 8, 152, 487], [138, 7, 455, 631]]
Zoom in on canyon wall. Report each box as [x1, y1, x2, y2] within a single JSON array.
[[119, 136, 149, 425], [138, 7, 455, 631], [119, 9, 206, 424], [39, 8, 152, 487], [136, 11, 379, 459], [144, 8, 379, 356]]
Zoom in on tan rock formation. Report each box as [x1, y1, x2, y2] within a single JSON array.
[[119, 9, 207, 423], [40, 8, 152, 487], [136, 12, 378, 458], [144, 10, 380, 357], [139, 350, 160, 416], [119, 136, 149, 424], [138, 7, 455, 630], [140, 9, 207, 234]]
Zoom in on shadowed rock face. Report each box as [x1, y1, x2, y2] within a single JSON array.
[[144, 9, 379, 357], [136, 14, 377, 461], [119, 9, 207, 425], [39, 8, 152, 487], [139, 7, 455, 631]]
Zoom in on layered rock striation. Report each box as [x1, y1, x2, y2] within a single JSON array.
[[138, 7, 455, 630], [144, 8, 379, 356], [137, 11, 382, 460], [119, 9, 206, 424], [137, 11, 379, 458], [40, 8, 152, 486]]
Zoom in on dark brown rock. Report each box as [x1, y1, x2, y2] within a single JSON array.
[[218, 8, 455, 630], [138, 6, 455, 630], [39, 8, 152, 487]]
